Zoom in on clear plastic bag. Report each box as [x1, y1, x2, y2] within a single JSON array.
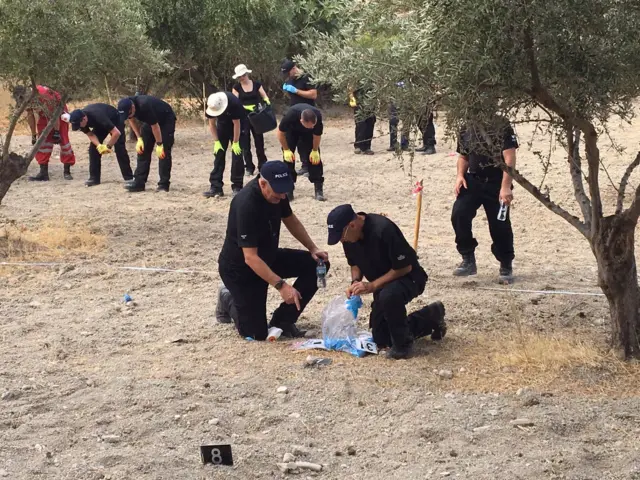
[[321, 295, 365, 357]]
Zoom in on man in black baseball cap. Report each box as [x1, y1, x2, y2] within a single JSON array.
[[327, 204, 447, 360], [68, 104, 133, 186], [117, 94, 176, 192], [216, 160, 330, 341]]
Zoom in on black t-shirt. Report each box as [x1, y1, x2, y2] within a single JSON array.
[[80, 103, 120, 135], [131, 95, 176, 126], [205, 92, 247, 124], [343, 213, 422, 282], [218, 177, 293, 273], [278, 104, 323, 136], [456, 117, 519, 181], [232, 81, 263, 106], [285, 74, 316, 106]]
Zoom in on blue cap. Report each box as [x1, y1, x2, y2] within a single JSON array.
[[68, 109, 85, 131], [117, 97, 133, 122], [327, 204, 357, 245], [259, 161, 294, 194]]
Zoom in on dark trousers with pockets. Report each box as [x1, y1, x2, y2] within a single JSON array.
[[209, 120, 244, 191], [240, 118, 267, 174], [285, 131, 323, 187], [219, 249, 329, 341], [133, 118, 176, 189], [418, 111, 436, 147], [88, 129, 133, 182], [369, 268, 439, 349], [389, 104, 408, 148], [354, 106, 376, 151], [451, 173, 514, 263]]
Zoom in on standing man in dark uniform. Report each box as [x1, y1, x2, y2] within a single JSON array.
[[451, 116, 518, 284], [281, 59, 318, 178], [416, 105, 437, 155], [327, 204, 447, 360], [217, 161, 329, 341], [276, 104, 325, 201], [68, 104, 133, 186], [349, 88, 375, 155], [202, 91, 247, 198], [117, 95, 176, 192]]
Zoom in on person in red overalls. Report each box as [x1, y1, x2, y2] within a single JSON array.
[[13, 85, 75, 181]]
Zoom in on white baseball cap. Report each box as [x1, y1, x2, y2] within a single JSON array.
[[232, 64, 252, 79], [206, 92, 229, 117]]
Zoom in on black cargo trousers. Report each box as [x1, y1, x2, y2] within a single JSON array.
[[87, 127, 133, 183], [133, 117, 176, 189]]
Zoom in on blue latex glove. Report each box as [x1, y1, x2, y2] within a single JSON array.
[[283, 83, 298, 94], [345, 295, 363, 319]]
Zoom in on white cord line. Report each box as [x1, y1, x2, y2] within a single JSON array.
[[0, 261, 212, 275], [476, 286, 605, 297]]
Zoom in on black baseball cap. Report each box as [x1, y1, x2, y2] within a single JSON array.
[[68, 109, 85, 131], [327, 204, 357, 245], [280, 59, 295, 74], [260, 161, 294, 194], [117, 97, 133, 122]]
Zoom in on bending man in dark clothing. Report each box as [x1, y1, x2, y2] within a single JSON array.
[[217, 161, 329, 340], [68, 104, 133, 186], [327, 204, 447, 360], [117, 95, 176, 192]]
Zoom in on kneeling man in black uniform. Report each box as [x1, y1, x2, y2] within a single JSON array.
[[217, 161, 330, 340], [327, 204, 447, 359]]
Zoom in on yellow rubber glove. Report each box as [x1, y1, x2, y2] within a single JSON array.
[[213, 140, 224, 155], [349, 94, 357, 108], [231, 142, 242, 155], [310, 150, 321, 165], [136, 137, 144, 155], [156, 143, 166, 160], [244, 105, 256, 112], [283, 149, 295, 163], [97, 144, 112, 155], [263, 97, 271, 105]]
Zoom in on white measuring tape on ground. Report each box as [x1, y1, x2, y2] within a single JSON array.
[[476, 286, 605, 297], [0, 261, 213, 275]]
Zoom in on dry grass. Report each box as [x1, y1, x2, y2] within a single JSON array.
[[0, 217, 105, 262]]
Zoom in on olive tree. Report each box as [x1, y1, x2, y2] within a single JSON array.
[[303, 0, 640, 358], [0, 0, 165, 203]]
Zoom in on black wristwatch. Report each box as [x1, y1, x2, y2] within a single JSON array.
[[274, 279, 286, 290]]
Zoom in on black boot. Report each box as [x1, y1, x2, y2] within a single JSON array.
[[453, 253, 477, 276], [314, 183, 326, 202], [28, 164, 49, 182], [272, 322, 307, 338], [203, 187, 223, 198], [63, 164, 73, 180], [215, 285, 233, 324], [125, 182, 145, 192], [85, 178, 100, 187], [429, 301, 447, 341], [498, 261, 514, 285], [386, 342, 414, 360], [423, 146, 436, 155]]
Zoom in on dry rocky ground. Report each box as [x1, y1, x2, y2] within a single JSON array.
[[1, 112, 640, 480]]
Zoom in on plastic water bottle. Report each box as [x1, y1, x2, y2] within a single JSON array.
[[497, 201, 508, 221], [267, 327, 283, 342], [316, 260, 327, 288]]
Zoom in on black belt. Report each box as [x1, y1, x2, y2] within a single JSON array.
[[468, 173, 500, 183]]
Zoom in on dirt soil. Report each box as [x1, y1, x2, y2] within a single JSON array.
[[1, 114, 640, 480]]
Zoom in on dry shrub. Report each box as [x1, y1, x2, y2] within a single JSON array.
[[0, 217, 105, 261]]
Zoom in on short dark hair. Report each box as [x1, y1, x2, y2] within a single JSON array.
[[301, 109, 317, 124]]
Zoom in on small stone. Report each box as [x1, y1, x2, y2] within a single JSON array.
[[1, 390, 20, 401], [101, 435, 120, 443], [208, 418, 220, 425], [292, 445, 309, 457], [449, 450, 458, 457], [86, 380, 95, 387], [516, 388, 528, 396], [522, 395, 540, 407], [341, 464, 348, 469], [347, 446, 356, 456], [473, 426, 491, 433], [444, 393, 455, 399], [0, 469, 8, 477], [283, 453, 295, 462], [29, 301, 41, 308], [334, 450, 343, 456], [289, 413, 301, 419], [488, 410, 499, 417], [277, 386, 288, 394], [510, 418, 534, 427], [174, 415, 181, 420], [203, 382, 211, 388], [440, 472, 451, 477], [438, 370, 453, 380], [459, 367, 466, 373]]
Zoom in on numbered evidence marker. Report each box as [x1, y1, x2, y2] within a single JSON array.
[[355, 338, 378, 355], [200, 444, 233, 466]]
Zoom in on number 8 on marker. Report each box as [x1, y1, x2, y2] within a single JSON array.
[[211, 448, 223, 464]]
